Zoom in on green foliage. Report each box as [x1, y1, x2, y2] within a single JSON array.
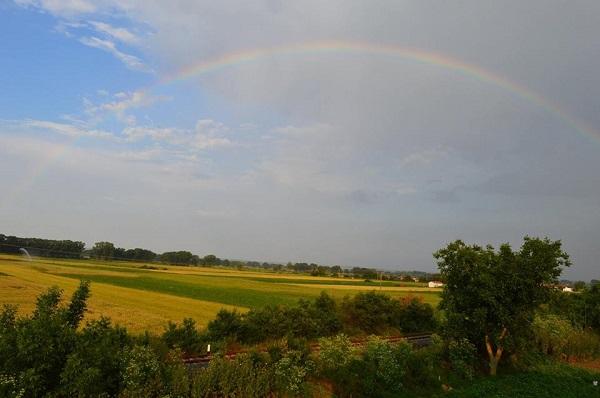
[[444, 362, 600, 398], [162, 349, 191, 398], [0, 233, 84, 258], [448, 338, 477, 380], [207, 309, 246, 341], [547, 284, 600, 332], [360, 337, 413, 394], [158, 251, 199, 266], [119, 345, 164, 397], [341, 291, 436, 334], [532, 314, 574, 357], [190, 354, 273, 397], [404, 335, 444, 388], [60, 317, 130, 397], [207, 292, 343, 344], [91, 241, 116, 260], [1, 281, 90, 396], [273, 350, 314, 397], [318, 334, 356, 371], [162, 318, 204, 354], [532, 313, 600, 360], [435, 237, 570, 374]]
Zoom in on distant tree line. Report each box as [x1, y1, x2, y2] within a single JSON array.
[[0, 234, 84, 258], [2, 232, 444, 280]]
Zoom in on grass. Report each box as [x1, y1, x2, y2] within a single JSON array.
[[0, 254, 441, 334], [442, 363, 600, 398], [386, 362, 600, 398]]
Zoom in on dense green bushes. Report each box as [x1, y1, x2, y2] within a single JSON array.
[[317, 333, 445, 397], [206, 291, 436, 346], [2, 278, 599, 397], [0, 283, 438, 397], [532, 313, 600, 360]]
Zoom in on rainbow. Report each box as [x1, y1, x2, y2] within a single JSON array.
[[3, 40, 597, 209], [158, 39, 599, 143]]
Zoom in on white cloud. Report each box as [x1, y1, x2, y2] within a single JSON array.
[[122, 126, 179, 142], [15, 0, 96, 15], [122, 120, 233, 150], [24, 120, 114, 139], [84, 90, 168, 124], [79, 36, 149, 72], [89, 21, 139, 44]]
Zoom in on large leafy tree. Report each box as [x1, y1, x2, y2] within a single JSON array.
[[91, 241, 116, 260], [434, 237, 570, 375]]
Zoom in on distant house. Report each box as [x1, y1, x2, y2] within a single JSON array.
[[562, 286, 574, 293], [428, 281, 444, 288], [412, 277, 420, 283]]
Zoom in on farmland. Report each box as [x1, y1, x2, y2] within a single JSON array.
[[0, 254, 441, 334]]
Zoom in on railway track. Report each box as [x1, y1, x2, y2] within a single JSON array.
[[183, 333, 433, 366]]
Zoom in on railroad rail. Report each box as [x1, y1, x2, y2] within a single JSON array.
[[183, 333, 433, 366]]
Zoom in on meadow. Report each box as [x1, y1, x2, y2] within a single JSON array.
[[0, 254, 441, 334]]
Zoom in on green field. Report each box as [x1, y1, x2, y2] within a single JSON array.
[[0, 254, 441, 334]]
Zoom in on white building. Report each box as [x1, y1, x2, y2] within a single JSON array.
[[562, 286, 574, 293], [428, 281, 444, 288]]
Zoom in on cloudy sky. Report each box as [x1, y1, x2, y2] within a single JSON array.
[[1, 1, 599, 279]]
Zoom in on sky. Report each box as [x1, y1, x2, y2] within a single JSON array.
[[0, 1, 599, 279]]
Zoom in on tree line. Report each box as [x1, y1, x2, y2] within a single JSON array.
[[1, 232, 441, 280]]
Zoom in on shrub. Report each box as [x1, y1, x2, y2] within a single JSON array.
[[162, 318, 204, 354], [60, 317, 130, 397], [564, 329, 600, 360], [273, 350, 314, 396], [318, 334, 356, 372], [393, 296, 437, 333], [2, 282, 90, 397], [361, 336, 412, 394], [448, 338, 477, 380], [119, 345, 164, 397], [341, 292, 436, 334], [162, 349, 191, 398], [405, 334, 444, 387], [191, 354, 273, 397], [206, 309, 246, 341], [341, 292, 395, 333]]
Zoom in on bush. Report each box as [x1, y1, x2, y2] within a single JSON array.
[[318, 334, 356, 372], [190, 354, 273, 397], [448, 338, 477, 380], [393, 296, 437, 333], [341, 292, 395, 333], [565, 329, 600, 359], [162, 318, 204, 355], [273, 350, 314, 396], [60, 317, 130, 397], [405, 334, 444, 387], [163, 349, 191, 398], [119, 345, 164, 397], [206, 309, 246, 341], [361, 336, 412, 394], [207, 293, 342, 345], [341, 292, 436, 334], [0, 282, 90, 397]]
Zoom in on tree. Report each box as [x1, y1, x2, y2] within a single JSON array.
[[91, 241, 115, 260], [434, 237, 570, 375], [201, 254, 220, 266]]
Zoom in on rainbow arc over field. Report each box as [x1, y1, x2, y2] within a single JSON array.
[[158, 39, 599, 143]]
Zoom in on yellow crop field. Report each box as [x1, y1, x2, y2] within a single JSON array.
[[0, 254, 441, 334]]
